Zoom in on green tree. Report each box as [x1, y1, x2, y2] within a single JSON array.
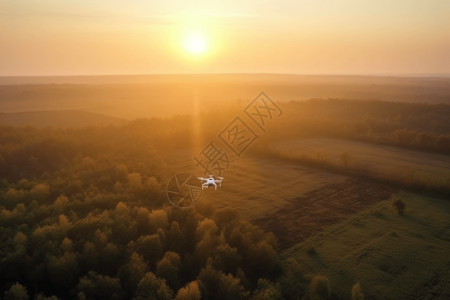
[[53, 195, 69, 214], [99, 242, 121, 275], [174, 281, 202, 300], [133, 272, 173, 300], [136, 234, 162, 263], [198, 264, 246, 300], [77, 271, 123, 300], [250, 279, 283, 300], [47, 251, 79, 288], [34, 294, 59, 300], [118, 252, 148, 295], [30, 183, 50, 202], [247, 240, 281, 280], [4, 282, 29, 300], [127, 172, 143, 193], [212, 242, 242, 275], [351, 282, 364, 300], [310, 275, 331, 300], [167, 221, 184, 252], [195, 219, 219, 265], [148, 209, 169, 232], [279, 258, 307, 299], [135, 207, 150, 235], [156, 251, 181, 289], [81, 241, 98, 272]]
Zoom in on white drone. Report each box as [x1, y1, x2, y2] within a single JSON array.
[[198, 175, 224, 190]]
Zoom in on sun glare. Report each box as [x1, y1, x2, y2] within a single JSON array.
[[183, 32, 208, 56]]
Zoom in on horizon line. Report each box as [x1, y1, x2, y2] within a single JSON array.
[[1, 72, 450, 78]]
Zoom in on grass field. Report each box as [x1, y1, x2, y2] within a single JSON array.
[[271, 138, 450, 194], [282, 192, 450, 299], [274, 138, 450, 179]]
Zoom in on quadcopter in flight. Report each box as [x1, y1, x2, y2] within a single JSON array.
[[198, 175, 224, 190]]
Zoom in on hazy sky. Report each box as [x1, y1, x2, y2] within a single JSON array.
[[1, 0, 449, 76]]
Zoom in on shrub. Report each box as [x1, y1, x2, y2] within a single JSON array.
[[393, 199, 406, 215]]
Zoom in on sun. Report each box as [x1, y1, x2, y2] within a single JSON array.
[[183, 32, 208, 56]]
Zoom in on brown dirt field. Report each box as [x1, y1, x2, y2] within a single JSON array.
[[254, 178, 396, 250]]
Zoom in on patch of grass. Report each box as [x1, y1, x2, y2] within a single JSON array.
[[253, 144, 450, 197], [282, 192, 450, 299]]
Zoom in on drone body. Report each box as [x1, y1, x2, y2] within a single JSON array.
[[198, 175, 224, 190]]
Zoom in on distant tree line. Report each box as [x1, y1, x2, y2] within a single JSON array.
[[268, 99, 450, 154]]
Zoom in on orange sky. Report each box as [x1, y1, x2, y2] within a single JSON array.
[[1, 0, 449, 76]]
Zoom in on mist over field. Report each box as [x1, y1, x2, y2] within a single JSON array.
[[1, 75, 450, 121]]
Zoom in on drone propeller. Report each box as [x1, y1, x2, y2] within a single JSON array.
[[217, 177, 224, 180]]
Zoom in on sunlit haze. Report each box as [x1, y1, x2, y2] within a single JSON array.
[[1, 0, 449, 76]]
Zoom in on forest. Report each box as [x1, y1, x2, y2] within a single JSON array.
[[1, 99, 449, 299], [0, 116, 315, 299]]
